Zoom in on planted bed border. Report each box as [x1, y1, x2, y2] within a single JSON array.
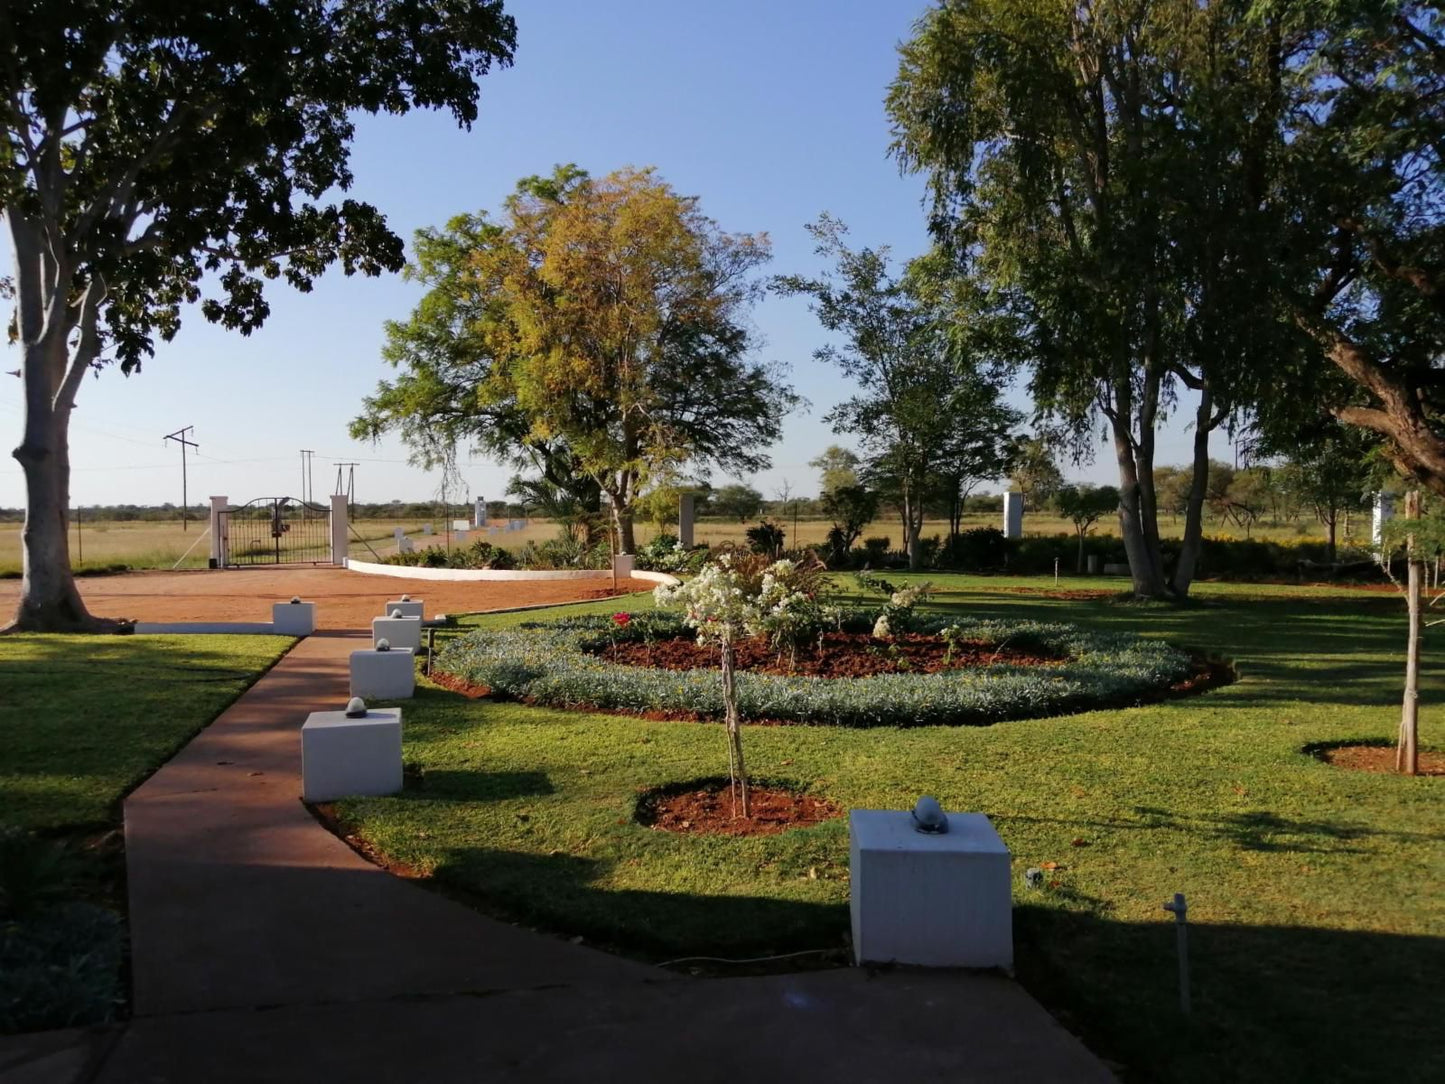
[[435, 612, 1206, 728]]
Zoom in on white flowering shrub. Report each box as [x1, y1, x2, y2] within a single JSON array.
[[436, 612, 1197, 729]]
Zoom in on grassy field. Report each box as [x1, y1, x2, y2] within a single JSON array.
[[334, 577, 1441, 1083], [0, 634, 294, 829], [0, 510, 1357, 575]]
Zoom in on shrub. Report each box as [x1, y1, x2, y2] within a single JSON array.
[[745, 520, 786, 557], [0, 827, 73, 921], [636, 535, 710, 574], [940, 527, 1009, 570], [862, 536, 891, 563], [436, 611, 1195, 728], [0, 903, 123, 1033]]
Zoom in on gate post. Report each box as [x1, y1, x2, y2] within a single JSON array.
[[209, 496, 229, 567], [330, 493, 349, 566]]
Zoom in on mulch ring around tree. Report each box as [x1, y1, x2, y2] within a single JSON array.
[[636, 778, 843, 837], [601, 631, 1065, 678], [1311, 742, 1445, 776]]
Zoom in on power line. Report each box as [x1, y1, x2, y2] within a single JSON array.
[[163, 426, 198, 531]]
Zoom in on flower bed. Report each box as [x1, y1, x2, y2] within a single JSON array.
[[434, 611, 1198, 728]]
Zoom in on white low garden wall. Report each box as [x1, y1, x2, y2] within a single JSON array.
[[342, 558, 678, 587]]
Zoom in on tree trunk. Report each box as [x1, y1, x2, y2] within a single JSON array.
[[719, 639, 750, 817], [1399, 490, 1421, 776], [1076, 527, 1086, 574], [10, 321, 95, 631], [1325, 513, 1338, 564], [1171, 388, 1214, 598], [1110, 413, 1166, 597]]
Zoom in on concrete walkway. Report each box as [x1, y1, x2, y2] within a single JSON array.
[[7, 630, 1114, 1082]]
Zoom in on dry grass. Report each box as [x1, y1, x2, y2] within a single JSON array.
[[0, 510, 1353, 575]]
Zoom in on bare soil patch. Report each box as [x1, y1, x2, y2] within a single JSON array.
[[1318, 743, 1445, 776], [602, 631, 1064, 678], [0, 568, 652, 631], [636, 779, 842, 837]]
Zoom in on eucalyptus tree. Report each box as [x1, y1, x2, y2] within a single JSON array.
[[355, 166, 796, 553], [889, 0, 1292, 598], [2, 0, 516, 630]]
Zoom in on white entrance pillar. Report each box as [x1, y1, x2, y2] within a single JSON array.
[[209, 496, 229, 567], [330, 493, 349, 566], [1372, 493, 1393, 552], [1003, 492, 1024, 540], [474, 496, 486, 528]]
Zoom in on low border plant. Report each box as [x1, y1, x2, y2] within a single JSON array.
[[435, 609, 1196, 728]]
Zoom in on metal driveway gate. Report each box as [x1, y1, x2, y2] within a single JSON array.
[[224, 497, 333, 566]]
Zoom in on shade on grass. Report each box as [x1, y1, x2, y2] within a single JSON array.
[[0, 634, 293, 830], [339, 578, 1444, 1083]]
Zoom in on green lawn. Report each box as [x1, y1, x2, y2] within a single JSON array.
[[338, 578, 1443, 1083], [0, 634, 294, 830]]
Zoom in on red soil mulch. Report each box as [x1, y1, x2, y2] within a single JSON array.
[[1319, 744, 1445, 776], [637, 781, 842, 837], [602, 631, 1064, 679], [427, 669, 491, 699]]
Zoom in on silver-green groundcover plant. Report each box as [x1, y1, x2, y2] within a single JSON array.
[[437, 596, 1197, 814]]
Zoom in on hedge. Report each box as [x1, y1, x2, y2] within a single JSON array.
[[435, 611, 1196, 728]]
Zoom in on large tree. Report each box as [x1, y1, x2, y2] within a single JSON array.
[[889, 0, 1292, 598], [777, 215, 1015, 569], [3, 0, 516, 630], [355, 166, 796, 553]]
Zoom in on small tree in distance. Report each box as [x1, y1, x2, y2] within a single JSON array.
[[1055, 484, 1120, 573], [711, 484, 765, 523]]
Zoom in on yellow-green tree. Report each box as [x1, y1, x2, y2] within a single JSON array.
[[420, 166, 796, 553]]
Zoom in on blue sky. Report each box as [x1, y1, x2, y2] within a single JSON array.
[[1, 0, 1221, 510]]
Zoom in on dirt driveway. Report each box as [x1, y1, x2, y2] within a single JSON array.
[[0, 568, 652, 631]]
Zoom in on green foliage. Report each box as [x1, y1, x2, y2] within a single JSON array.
[[635, 535, 709, 575], [776, 215, 1019, 569], [0, 902, 124, 1033], [355, 166, 797, 550], [808, 446, 862, 496], [0, 827, 73, 921], [0, 635, 293, 830], [710, 484, 765, 523], [437, 611, 1192, 729], [745, 520, 786, 558]]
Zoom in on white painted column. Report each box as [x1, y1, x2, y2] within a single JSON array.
[[1003, 492, 1024, 540], [330, 493, 349, 566], [1372, 493, 1393, 552], [474, 496, 486, 528], [678, 493, 695, 548], [209, 496, 229, 567]]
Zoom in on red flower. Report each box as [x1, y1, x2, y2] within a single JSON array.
[[612, 612, 632, 627]]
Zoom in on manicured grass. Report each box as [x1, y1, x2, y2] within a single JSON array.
[[0, 634, 294, 830], [337, 578, 1443, 1083]]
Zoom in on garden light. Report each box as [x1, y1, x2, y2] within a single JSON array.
[[911, 795, 948, 834], [344, 697, 368, 718]]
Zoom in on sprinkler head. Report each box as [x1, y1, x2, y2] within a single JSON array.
[[344, 697, 367, 718], [376, 638, 391, 652]]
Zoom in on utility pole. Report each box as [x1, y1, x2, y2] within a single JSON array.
[[300, 449, 316, 503], [164, 426, 198, 531], [333, 462, 358, 516]]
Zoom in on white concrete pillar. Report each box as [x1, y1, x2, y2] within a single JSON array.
[[209, 496, 229, 567], [1003, 492, 1024, 540], [678, 493, 695, 548], [330, 493, 349, 566], [474, 496, 486, 528], [1372, 493, 1393, 550]]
